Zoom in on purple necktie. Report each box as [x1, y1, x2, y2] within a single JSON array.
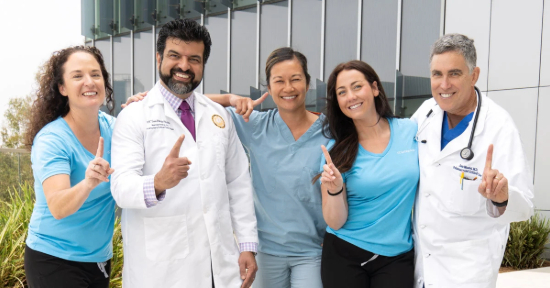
[[179, 100, 196, 141]]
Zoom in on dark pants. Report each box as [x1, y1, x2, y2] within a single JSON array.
[[321, 233, 414, 288], [24, 245, 111, 288]]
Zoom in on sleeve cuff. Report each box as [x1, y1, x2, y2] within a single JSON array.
[[239, 242, 258, 253], [143, 175, 165, 208]]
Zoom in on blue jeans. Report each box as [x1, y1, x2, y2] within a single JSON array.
[[254, 252, 322, 288]]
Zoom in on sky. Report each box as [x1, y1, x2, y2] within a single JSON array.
[[0, 0, 84, 140]]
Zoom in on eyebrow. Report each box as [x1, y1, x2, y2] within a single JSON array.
[[449, 69, 463, 74], [336, 80, 362, 91], [69, 69, 101, 74]]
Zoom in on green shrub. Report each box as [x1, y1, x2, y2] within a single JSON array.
[[0, 183, 124, 288], [502, 213, 550, 270]]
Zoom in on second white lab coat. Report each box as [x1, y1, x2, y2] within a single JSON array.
[[411, 92, 534, 288], [110, 84, 257, 288]]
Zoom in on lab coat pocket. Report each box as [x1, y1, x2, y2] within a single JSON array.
[[217, 210, 238, 255], [439, 238, 492, 284], [445, 172, 484, 215], [144, 215, 189, 262]]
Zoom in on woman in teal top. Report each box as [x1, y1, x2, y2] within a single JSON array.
[[318, 60, 419, 288], [24, 46, 117, 288], [207, 47, 328, 288]]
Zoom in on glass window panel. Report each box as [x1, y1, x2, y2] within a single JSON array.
[[291, 0, 322, 82], [82, 0, 96, 39], [134, 30, 154, 94], [95, 0, 111, 38], [203, 13, 228, 94], [180, 0, 203, 19], [361, 0, 398, 98], [259, 0, 287, 85], [398, 0, 441, 116], [113, 34, 132, 116], [206, 1, 230, 16], [135, 0, 155, 29], [95, 39, 112, 77], [114, 0, 131, 34], [233, 0, 257, 9], [324, 0, 357, 81], [99, 0, 115, 35], [157, 0, 181, 25], [230, 7, 257, 96]]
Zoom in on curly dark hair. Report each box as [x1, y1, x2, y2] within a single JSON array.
[[320, 60, 394, 178], [157, 19, 212, 64], [25, 46, 113, 148]]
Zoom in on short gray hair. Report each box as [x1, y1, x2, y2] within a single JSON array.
[[430, 34, 477, 73]]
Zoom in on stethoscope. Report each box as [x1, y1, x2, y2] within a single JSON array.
[[415, 86, 482, 161]]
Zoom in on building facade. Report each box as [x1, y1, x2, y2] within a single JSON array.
[[83, 0, 550, 226]]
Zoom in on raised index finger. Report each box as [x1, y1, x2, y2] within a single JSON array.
[[485, 144, 494, 171], [321, 145, 333, 165], [96, 137, 104, 158], [253, 92, 269, 106], [169, 135, 185, 158]]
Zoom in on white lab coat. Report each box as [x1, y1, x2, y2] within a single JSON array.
[[411, 92, 534, 288], [110, 84, 258, 288]]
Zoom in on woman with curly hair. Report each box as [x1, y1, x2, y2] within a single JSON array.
[[23, 46, 118, 288], [318, 60, 419, 288]]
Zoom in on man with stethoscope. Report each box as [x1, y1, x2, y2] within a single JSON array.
[[411, 34, 534, 288]]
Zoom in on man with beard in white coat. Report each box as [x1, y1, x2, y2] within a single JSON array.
[[411, 34, 534, 288], [111, 19, 258, 288]]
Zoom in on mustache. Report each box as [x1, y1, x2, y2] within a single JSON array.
[[171, 68, 195, 80]]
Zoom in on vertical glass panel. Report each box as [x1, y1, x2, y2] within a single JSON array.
[[230, 7, 257, 96], [181, 0, 202, 19], [233, 0, 257, 9], [157, 0, 180, 25], [324, 0, 357, 81], [135, 0, 155, 29], [203, 13, 228, 94], [259, 0, 287, 84], [95, 39, 112, 77], [361, 0, 398, 99], [95, 0, 111, 38], [399, 0, 441, 116], [134, 30, 154, 94], [291, 0, 321, 82], [206, 1, 230, 15], [82, 0, 96, 39], [99, 0, 115, 35], [541, 0, 550, 86], [114, 0, 132, 34], [119, 0, 135, 31], [113, 34, 132, 116]]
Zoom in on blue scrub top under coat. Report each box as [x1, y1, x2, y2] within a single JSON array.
[[441, 111, 474, 150], [228, 108, 329, 257], [26, 111, 116, 262], [321, 118, 419, 257]]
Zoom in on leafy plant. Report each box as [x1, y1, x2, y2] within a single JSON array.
[[502, 213, 550, 270], [0, 183, 124, 288]]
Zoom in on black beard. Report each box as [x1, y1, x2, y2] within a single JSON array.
[[159, 64, 200, 95]]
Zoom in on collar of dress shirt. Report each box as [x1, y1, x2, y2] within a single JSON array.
[[157, 81, 195, 113]]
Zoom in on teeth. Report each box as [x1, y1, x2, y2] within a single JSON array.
[[349, 103, 362, 109], [440, 93, 453, 98], [175, 73, 190, 79], [83, 92, 97, 96], [282, 96, 297, 100]]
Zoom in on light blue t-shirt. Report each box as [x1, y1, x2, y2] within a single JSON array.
[[228, 108, 329, 257], [321, 118, 419, 257], [26, 111, 116, 262]]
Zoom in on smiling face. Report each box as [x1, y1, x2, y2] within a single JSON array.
[[58, 51, 106, 111], [335, 69, 379, 122], [157, 37, 204, 97], [267, 58, 309, 113], [430, 51, 480, 116]]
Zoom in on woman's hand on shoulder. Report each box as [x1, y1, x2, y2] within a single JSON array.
[[121, 91, 148, 109], [321, 145, 343, 193], [229, 92, 269, 122], [84, 137, 115, 190]]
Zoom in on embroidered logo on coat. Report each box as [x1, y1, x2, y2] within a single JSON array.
[[212, 114, 225, 129]]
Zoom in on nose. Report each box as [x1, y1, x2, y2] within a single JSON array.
[[83, 74, 95, 87], [440, 76, 451, 90], [178, 57, 191, 71], [283, 81, 295, 93]]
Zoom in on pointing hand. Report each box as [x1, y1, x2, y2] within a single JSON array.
[[154, 135, 192, 194]]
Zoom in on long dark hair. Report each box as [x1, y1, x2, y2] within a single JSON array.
[[320, 60, 394, 177], [25, 46, 113, 148]]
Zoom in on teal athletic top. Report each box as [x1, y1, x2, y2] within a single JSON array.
[[321, 118, 419, 257], [26, 111, 116, 262], [228, 108, 329, 257]]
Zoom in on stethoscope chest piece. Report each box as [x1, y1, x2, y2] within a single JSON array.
[[460, 147, 474, 160]]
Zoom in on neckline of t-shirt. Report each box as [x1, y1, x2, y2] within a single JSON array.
[[59, 113, 104, 158], [358, 117, 393, 158]]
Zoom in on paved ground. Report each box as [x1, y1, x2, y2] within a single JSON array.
[[497, 267, 550, 288]]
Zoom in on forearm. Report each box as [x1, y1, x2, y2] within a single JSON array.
[[205, 94, 232, 107], [321, 184, 348, 230], [47, 180, 93, 219]]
